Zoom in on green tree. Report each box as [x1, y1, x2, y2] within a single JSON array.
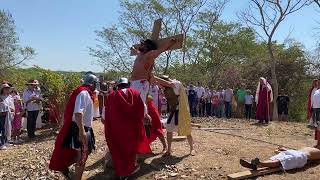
[[239, 0, 310, 120], [0, 10, 35, 74], [90, 0, 228, 74]]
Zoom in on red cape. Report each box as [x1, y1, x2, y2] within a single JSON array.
[[147, 100, 164, 144], [49, 85, 93, 171], [104, 88, 150, 177]]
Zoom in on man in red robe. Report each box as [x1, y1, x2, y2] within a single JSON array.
[[49, 73, 98, 180], [147, 95, 167, 152], [255, 77, 273, 124], [104, 78, 150, 179]]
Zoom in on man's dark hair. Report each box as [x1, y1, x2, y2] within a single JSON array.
[[143, 39, 157, 51]]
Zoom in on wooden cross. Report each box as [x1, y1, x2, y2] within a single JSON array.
[[130, 18, 184, 56]]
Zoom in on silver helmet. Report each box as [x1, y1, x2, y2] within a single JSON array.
[[83, 73, 98, 86], [117, 77, 129, 86]]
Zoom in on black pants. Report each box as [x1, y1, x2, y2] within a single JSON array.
[[63, 122, 96, 154], [27, 110, 39, 138], [206, 103, 211, 116], [0, 115, 7, 146], [189, 100, 197, 117], [245, 104, 252, 119], [224, 102, 232, 119], [199, 103, 205, 117], [312, 108, 320, 126]]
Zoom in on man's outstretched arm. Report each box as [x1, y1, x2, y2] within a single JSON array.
[[152, 76, 174, 88], [147, 38, 177, 59]]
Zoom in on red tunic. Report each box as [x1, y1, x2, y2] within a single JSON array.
[[49, 86, 93, 171], [147, 100, 164, 144], [104, 88, 150, 177]]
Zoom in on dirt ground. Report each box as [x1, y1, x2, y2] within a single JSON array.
[[0, 118, 319, 180]]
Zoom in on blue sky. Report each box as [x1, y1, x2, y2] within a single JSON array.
[[0, 0, 319, 72]]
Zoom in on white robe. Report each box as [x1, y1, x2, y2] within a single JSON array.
[[149, 85, 159, 110]]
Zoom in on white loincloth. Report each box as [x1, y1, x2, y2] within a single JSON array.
[[270, 150, 308, 170], [130, 80, 150, 104]]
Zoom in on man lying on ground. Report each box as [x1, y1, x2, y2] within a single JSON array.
[[240, 146, 320, 171]]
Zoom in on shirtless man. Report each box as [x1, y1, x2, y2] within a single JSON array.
[[240, 146, 320, 171], [130, 38, 176, 104]]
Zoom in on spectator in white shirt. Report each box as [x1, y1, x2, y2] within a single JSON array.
[[245, 90, 254, 120], [224, 86, 233, 119], [311, 89, 320, 128], [23, 80, 42, 138]]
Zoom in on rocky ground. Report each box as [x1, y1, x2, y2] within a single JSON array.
[[0, 118, 319, 180]]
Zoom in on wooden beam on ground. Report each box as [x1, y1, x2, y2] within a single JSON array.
[[227, 167, 281, 180], [197, 128, 243, 131], [191, 123, 201, 128], [173, 136, 186, 141]]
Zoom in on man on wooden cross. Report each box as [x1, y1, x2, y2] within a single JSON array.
[[130, 19, 182, 106], [130, 39, 176, 103]]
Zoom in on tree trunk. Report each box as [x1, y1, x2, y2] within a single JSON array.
[[268, 42, 278, 121]]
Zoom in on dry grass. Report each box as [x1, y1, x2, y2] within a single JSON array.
[[0, 118, 319, 180]]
